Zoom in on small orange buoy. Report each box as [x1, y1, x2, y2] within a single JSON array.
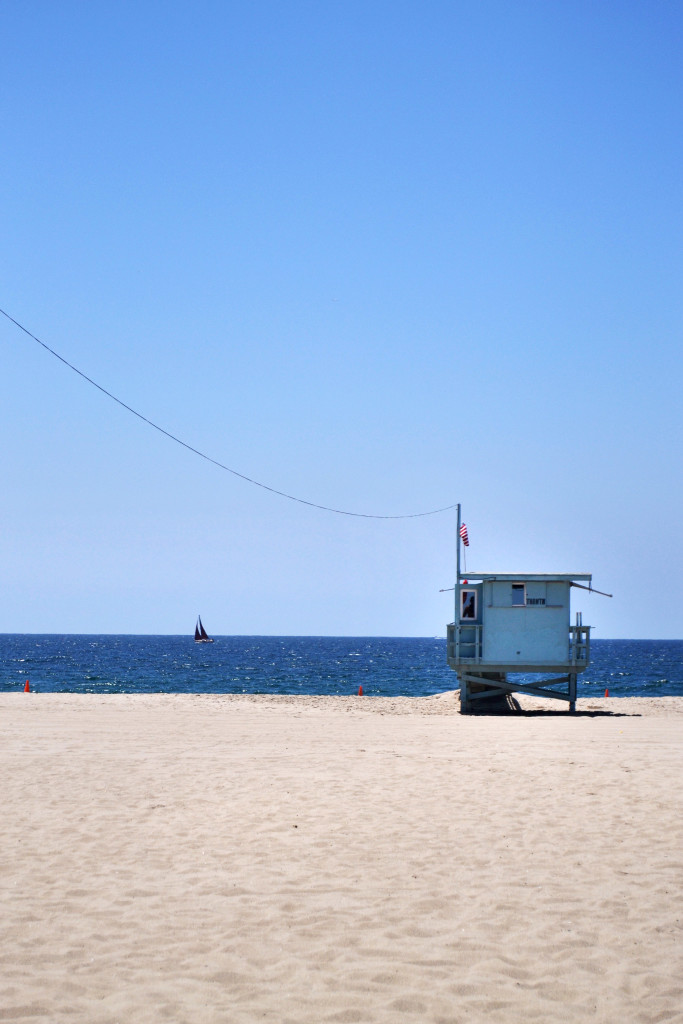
[[604, 688, 609, 698], [24, 680, 30, 692], [358, 685, 363, 696]]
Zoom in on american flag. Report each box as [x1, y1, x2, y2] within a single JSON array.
[[459, 523, 469, 547]]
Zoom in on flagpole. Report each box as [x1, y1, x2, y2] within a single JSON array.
[[455, 508, 470, 711], [456, 503, 461, 624], [455, 503, 462, 681]]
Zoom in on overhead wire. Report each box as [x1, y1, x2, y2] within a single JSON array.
[[1, 307, 457, 519]]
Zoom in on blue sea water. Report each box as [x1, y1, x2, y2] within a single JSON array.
[[1, 635, 682, 697]]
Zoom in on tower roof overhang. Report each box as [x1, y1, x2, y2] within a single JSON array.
[[459, 573, 592, 583]]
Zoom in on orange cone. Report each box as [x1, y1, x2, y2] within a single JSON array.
[[24, 680, 30, 692], [358, 685, 363, 696], [604, 688, 609, 698]]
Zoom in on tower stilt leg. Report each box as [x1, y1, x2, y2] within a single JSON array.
[[459, 673, 470, 713]]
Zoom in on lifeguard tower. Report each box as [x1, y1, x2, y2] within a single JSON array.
[[447, 509, 593, 712]]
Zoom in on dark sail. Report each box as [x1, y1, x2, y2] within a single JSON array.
[[195, 616, 213, 642]]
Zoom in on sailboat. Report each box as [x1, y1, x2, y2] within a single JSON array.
[[194, 615, 214, 643]]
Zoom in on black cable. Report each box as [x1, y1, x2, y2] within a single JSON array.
[[1, 306, 457, 519]]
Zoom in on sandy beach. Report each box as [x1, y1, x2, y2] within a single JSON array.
[[1, 692, 682, 1023]]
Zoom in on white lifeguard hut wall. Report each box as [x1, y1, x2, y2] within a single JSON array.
[[485, 577, 570, 662]]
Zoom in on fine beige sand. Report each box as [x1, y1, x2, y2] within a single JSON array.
[[1, 692, 682, 1024]]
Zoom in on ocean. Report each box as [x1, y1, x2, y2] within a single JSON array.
[[1, 635, 682, 698]]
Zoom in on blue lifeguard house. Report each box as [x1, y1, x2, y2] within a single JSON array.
[[447, 509, 592, 712]]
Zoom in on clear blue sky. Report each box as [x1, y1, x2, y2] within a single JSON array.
[[1, 1, 681, 638]]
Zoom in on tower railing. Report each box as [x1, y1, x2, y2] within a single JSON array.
[[447, 623, 482, 664], [569, 624, 590, 666], [447, 622, 591, 667]]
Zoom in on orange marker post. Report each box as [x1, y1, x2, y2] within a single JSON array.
[[358, 685, 363, 696], [24, 680, 30, 692]]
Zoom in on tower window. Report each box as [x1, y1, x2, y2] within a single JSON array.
[[461, 590, 477, 619]]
